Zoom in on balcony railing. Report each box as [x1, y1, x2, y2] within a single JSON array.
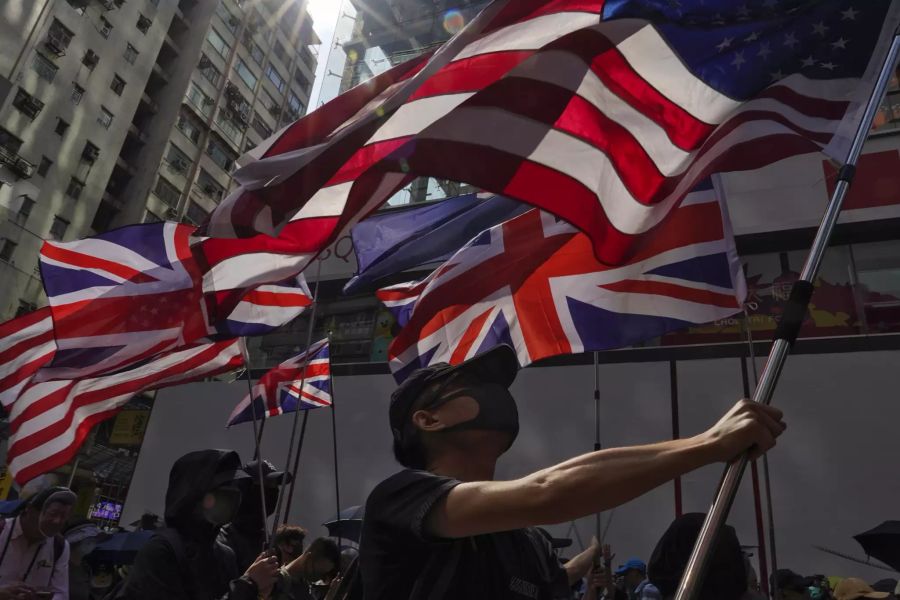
[[0, 145, 35, 179]]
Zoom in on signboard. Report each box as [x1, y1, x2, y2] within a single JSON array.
[[108, 410, 151, 447]]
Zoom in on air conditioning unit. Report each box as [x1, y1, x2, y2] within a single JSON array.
[[44, 32, 68, 56], [165, 207, 178, 219], [202, 184, 218, 195], [171, 159, 188, 173], [83, 50, 99, 68], [228, 15, 240, 28]]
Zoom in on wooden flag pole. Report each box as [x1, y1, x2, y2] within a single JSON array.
[[674, 33, 900, 600]]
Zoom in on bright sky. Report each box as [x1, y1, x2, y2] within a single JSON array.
[[306, 0, 346, 110]]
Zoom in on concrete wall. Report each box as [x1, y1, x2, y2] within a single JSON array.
[[124, 349, 900, 583]]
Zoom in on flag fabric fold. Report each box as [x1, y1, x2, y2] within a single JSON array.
[[0, 308, 56, 410], [198, 0, 900, 292], [227, 339, 331, 427], [344, 193, 528, 294], [7, 338, 244, 485], [379, 181, 746, 382]]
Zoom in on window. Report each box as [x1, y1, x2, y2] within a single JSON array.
[[293, 67, 310, 89], [144, 210, 162, 223], [55, 119, 70, 137], [186, 82, 213, 116], [65, 0, 86, 15], [37, 157, 52, 177], [82, 49, 99, 70], [186, 201, 209, 225], [265, 64, 286, 93], [98, 106, 114, 129], [82, 141, 100, 163], [217, 4, 240, 33], [287, 92, 303, 116], [124, 43, 139, 65], [49, 216, 70, 241], [234, 58, 257, 90], [46, 19, 74, 55], [66, 177, 84, 199], [198, 55, 221, 86], [16, 300, 36, 318], [71, 82, 85, 104], [100, 16, 113, 38], [207, 28, 230, 58], [251, 113, 271, 139], [176, 109, 204, 144], [31, 52, 58, 82], [0, 239, 17, 262], [261, 88, 279, 117], [111, 74, 126, 96], [136, 14, 152, 34], [216, 111, 242, 143], [248, 42, 264, 65], [13, 89, 44, 120], [197, 169, 224, 200], [0, 128, 23, 153], [17, 195, 35, 220], [206, 136, 236, 171], [165, 144, 192, 174], [273, 40, 287, 63], [154, 176, 181, 207]]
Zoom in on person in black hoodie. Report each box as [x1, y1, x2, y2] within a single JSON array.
[[121, 449, 279, 600], [219, 460, 290, 574]]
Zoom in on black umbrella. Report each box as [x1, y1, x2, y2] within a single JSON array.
[[323, 505, 364, 543], [854, 521, 900, 571]]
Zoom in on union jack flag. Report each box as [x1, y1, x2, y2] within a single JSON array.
[[198, 0, 900, 297], [226, 339, 331, 427], [37, 223, 311, 381], [379, 182, 746, 382]]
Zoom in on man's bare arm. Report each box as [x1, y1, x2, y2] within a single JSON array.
[[427, 400, 785, 539]]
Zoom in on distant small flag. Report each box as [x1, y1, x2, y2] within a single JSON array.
[[227, 339, 331, 427], [0, 308, 56, 409]]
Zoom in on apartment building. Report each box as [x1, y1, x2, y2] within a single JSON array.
[[0, 0, 318, 321]]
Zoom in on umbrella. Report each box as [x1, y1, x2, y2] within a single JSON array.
[[854, 521, 900, 571], [0, 500, 23, 516], [89, 530, 154, 564], [323, 505, 364, 543]]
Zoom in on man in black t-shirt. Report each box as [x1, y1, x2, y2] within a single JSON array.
[[360, 345, 787, 600]]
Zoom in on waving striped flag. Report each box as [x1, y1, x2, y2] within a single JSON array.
[[7, 339, 243, 485], [227, 339, 331, 427], [0, 308, 56, 409], [197, 0, 900, 293], [379, 182, 745, 381]]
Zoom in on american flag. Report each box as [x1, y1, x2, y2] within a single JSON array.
[[7, 338, 243, 485], [379, 182, 745, 382], [226, 339, 331, 427], [0, 308, 55, 410], [198, 0, 900, 291], [38, 223, 311, 380]]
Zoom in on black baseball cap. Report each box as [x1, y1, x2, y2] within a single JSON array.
[[243, 459, 292, 487], [389, 344, 519, 443]]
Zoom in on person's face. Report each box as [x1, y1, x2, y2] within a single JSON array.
[[199, 485, 242, 526], [304, 555, 337, 582], [278, 541, 303, 564], [38, 501, 72, 537], [624, 569, 645, 589]]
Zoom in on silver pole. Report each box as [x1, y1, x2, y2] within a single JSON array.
[[674, 33, 900, 600], [66, 456, 80, 488], [270, 258, 324, 539], [239, 339, 272, 547]]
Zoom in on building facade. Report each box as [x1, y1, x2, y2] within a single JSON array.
[[0, 0, 319, 322]]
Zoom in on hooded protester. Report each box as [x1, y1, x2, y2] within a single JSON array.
[[647, 513, 748, 600], [120, 449, 280, 600], [218, 460, 290, 573]]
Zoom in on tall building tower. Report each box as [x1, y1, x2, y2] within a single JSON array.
[[0, 0, 318, 321]]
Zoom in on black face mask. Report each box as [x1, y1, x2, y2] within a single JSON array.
[[436, 383, 519, 446], [200, 486, 242, 527]]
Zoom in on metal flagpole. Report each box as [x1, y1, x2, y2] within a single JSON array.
[[239, 339, 271, 547], [743, 308, 779, 597], [271, 258, 324, 537], [592, 351, 604, 592], [282, 411, 310, 524], [740, 355, 770, 600], [670, 360, 683, 517], [674, 33, 900, 600], [66, 456, 80, 488], [329, 363, 342, 550]]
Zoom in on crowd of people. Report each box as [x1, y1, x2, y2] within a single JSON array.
[[0, 344, 895, 600]]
